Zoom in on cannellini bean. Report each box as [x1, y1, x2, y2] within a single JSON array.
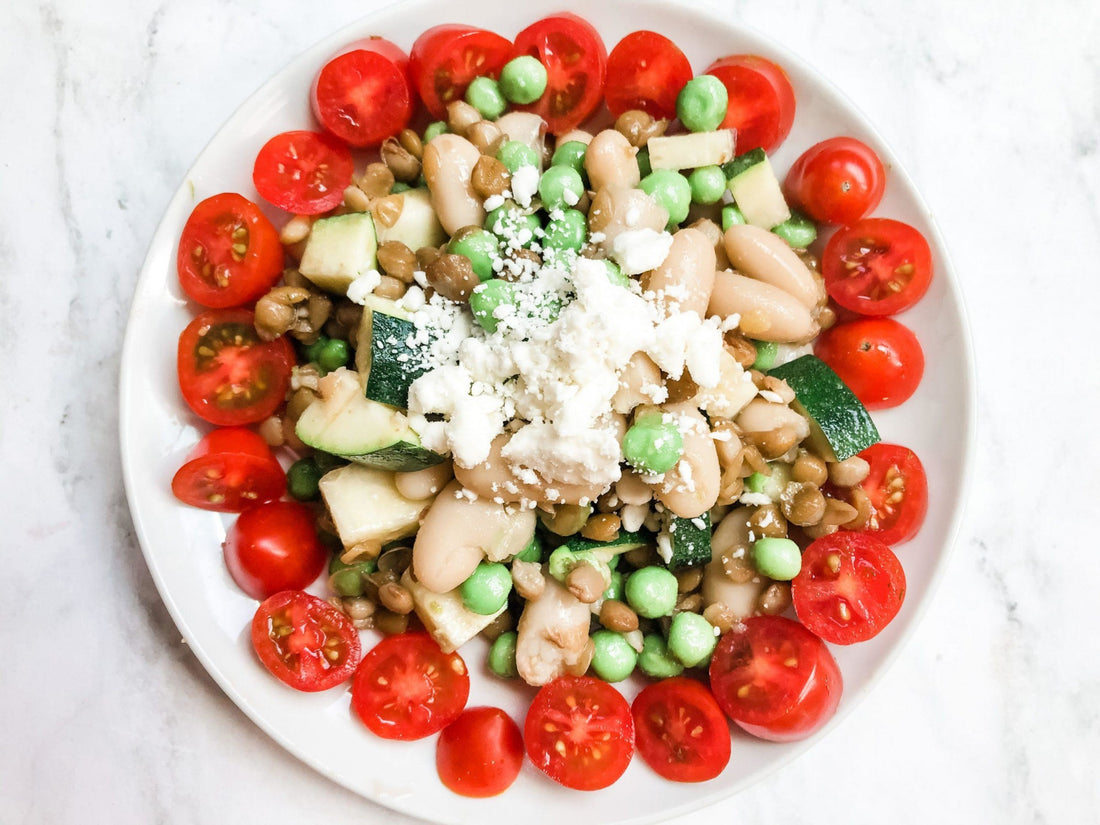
[[688, 217, 730, 269], [515, 574, 593, 686], [708, 271, 818, 342], [495, 112, 548, 163], [422, 134, 485, 236], [585, 129, 641, 190], [736, 397, 811, 442], [454, 433, 607, 505], [588, 186, 669, 255], [394, 460, 454, 501], [615, 469, 653, 505], [703, 507, 769, 619], [611, 352, 664, 414], [723, 224, 824, 309], [654, 403, 721, 519], [556, 128, 594, 146], [641, 228, 716, 317], [412, 480, 536, 593]]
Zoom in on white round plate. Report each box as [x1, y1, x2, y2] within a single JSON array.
[[120, 0, 974, 822]]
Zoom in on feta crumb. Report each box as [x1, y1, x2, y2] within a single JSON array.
[[346, 270, 382, 305], [656, 532, 673, 564], [739, 491, 773, 506], [484, 193, 506, 211], [511, 164, 540, 207], [611, 229, 673, 275]]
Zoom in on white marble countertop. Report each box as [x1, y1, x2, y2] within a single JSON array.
[[3, 0, 1099, 821]]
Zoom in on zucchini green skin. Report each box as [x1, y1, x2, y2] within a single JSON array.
[[562, 531, 651, 557], [363, 310, 432, 410], [721, 147, 767, 180], [668, 513, 712, 570], [769, 355, 881, 461], [344, 442, 446, 472]]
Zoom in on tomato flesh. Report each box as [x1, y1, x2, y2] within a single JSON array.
[[632, 677, 731, 783], [251, 590, 362, 692], [252, 130, 353, 215], [410, 25, 513, 119], [814, 317, 925, 410], [171, 427, 284, 512], [822, 218, 933, 316], [854, 443, 928, 546], [352, 633, 470, 741], [792, 531, 907, 645], [705, 55, 796, 153], [784, 136, 885, 226], [604, 31, 692, 120], [436, 706, 524, 797], [223, 501, 327, 600], [311, 40, 413, 147]]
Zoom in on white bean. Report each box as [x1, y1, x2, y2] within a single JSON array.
[[611, 352, 664, 414], [585, 129, 640, 191], [515, 574, 592, 686], [654, 403, 721, 518], [736, 397, 811, 442], [588, 186, 668, 255], [641, 228, 716, 317], [454, 433, 607, 505], [702, 507, 768, 619], [556, 129, 594, 146], [422, 134, 485, 236], [687, 217, 729, 269], [394, 460, 454, 501], [723, 224, 824, 309], [708, 271, 818, 342], [495, 111, 548, 164]]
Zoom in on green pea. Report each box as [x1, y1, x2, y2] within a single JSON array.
[[752, 340, 778, 371], [542, 208, 587, 252], [551, 140, 587, 176], [423, 121, 448, 143], [469, 279, 518, 333], [622, 413, 683, 475], [547, 546, 578, 582], [538, 165, 585, 211], [772, 210, 818, 249], [327, 555, 376, 597], [465, 76, 506, 120], [286, 458, 323, 502], [676, 75, 729, 133], [668, 612, 718, 668], [317, 338, 350, 373], [688, 165, 727, 205], [303, 335, 329, 364], [514, 533, 542, 563], [460, 562, 513, 615], [603, 570, 624, 602], [603, 259, 631, 288], [638, 633, 685, 679], [636, 147, 652, 179], [744, 471, 770, 494], [590, 630, 638, 682], [499, 55, 548, 105], [751, 537, 802, 581], [488, 631, 519, 679], [313, 451, 346, 473], [625, 566, 678, 619], [639, 169, 692, 228], [497, 140, 539, 173], [448, 227, 499, 281], [485, 204, 541, 246], [721, 204, 747, 231]]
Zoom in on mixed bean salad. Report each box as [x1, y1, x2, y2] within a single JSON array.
[[170, 14, 933, 796]]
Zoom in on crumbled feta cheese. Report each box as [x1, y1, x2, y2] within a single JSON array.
[[511, 164, 540, 207], [346, 270, 381, 305], [739, 492, 773, 506], [484, 193, 506, 211], [656, 532, 673, 564], [611, 228, 673, 275]]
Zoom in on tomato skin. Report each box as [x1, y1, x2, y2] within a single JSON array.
[[822, 218, 933, 316], [709, 616, 842, 742], [311, 39, 413, 147], [171, 427, 285, 512], [512, 14, 608, 134], [604, 31, 692, 120], [252, 130, 353, 215], [704, 55, 796, 153], [410, 25, 513, 119], [177, 308, 295, 426], [251, 590, 361, 691], [223, 501, 327, 600], [814, 317, 924, 410], [525, 675, 634, 790], [176, 193, 283, 308], [436, 707, 524, 797], [784, 137, 886, 226], [792, 531, 907, 645], [352, 633, 470, 741], [632, 677, 731, 783], [854, 443, 928, 546]]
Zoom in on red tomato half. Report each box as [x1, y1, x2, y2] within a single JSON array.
[[176, 193, 283, 308], [251, 590, 362, 692], [171, 427, 285, 512], [223, 501, 327, 600], [525, 675, 634, 790], [311, 38, 413, 147], [513, 14, 608, 134], [784, 137, 885, 226], [632, 677, 731, 783], [177, 308, 294, 426], [252, 130, 353, 215], [705, 55, 796, 153], [352, 633, 470, 741], [855, 443, 929, 546], [604, 31, 692, 120], [709, 615, 842, 742], [822, 218, 933, 316], [792, 531, 907, 645], [436, 707, 524, 798], [814, 317, 924, 410], [410, 25, 513, 119]]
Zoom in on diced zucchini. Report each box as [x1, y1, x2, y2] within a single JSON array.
[[665, 513, 712, 570], [370, 188, 446, 251], [401, 569, 505, 653], [354, 300, 432, 410], [318, 464, 427, 547], [723, 149, 791, 229], [298, 212, 378, 295], [561, 531, 651, 564], [768, 355, 881, 461], [647, 130, 736, 171]]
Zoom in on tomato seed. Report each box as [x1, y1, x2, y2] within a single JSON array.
[[837, 602, 852, 622], [826, 553, 841, 575]]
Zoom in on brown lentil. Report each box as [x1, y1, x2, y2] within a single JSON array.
[[253, 286, 311, 341], [723, 333, 758, 368], [344, 597, 375, 622], [340, 540, 382, 564], [511, 560, 545, 601], [748, 504, 788, 539], [566, 563, 606, 604], [374, 274, 407, 300], [425, 253, 479, 302], [539, 503, 590, 536], [471, 155, 511, 199], [257, 415, 285, 448], [355, 162, 395, 199], [802, 520, 840, 540], [375, 241, 417, 283], [740, 444, 769, 476], [397, 127, 423, 159], [374, 608, 409, 636], [581, 513, 621, 543], [613, 109, 668, 147], [467, 119, 504, 154], [828, 455, 871, 488], [599, 600, 639, 633], [377, 582, 415, 615], [565, 638, 596, 677], [675, 593, 703, 613], [381, 137, 422, 182], [817, 305, 837, 330], [721, 547, 756, 583], [703, 602, 737, 634], [446, 100, 482, 136], [674, 566, 704, 593], [416, 244, 444, 270], [750, 424, 801, 461], [757, 582, 792, 615], [783, 482, 827, 526], [822, 496, 859, 526], [480, 609, 514, 641], [342, 185, 371, 212], [664, 370, 699, 404], [791, 451, 829, 486], [844, 486, 873, 530], [623, 545, 661, 569]]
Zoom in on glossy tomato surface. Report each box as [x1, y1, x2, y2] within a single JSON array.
[[709, 615, 842, 742], [223, 501, 327, 600], [705, 55, 796, 153], [792, 531, 907, 644], [352, 633, 470, 740], [176, 308, 294, 426], [251, 590, 362, 692], [311, 39, 413, 147], [436, 706, 524, 797], [604, 30, 691, 119], [822, 218, 933, 316], [784, 136, 885, 226], [814, 317, 925, 409], [171, 427, 285, 512], [176, 193, 283, 308], [410, 25, 513, 119], [252, 130, 353, 215], [525, 675, 634, 790], [632, 677, 731, 783], [855, 443, 929, 546]]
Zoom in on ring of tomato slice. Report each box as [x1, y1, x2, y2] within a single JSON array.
[[632, 677, 731, 783], [171, 427, 285, 512], [252, 130, 354, 215], [814, 317, 925, 410], [436, 706, 525, 798], [223, 501, 328, 601], [410, 25, 514, 119], [822, 218, 933, 316], [705, 55, 796, 153], [603, 31, 691, 120], [853, 443, 929, 545]]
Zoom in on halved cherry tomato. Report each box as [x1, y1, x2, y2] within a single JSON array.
[[704, 55, 796, 153], [252, 130, 353, 215], [311, 39, 413, 147], [177, 308, 294, 426], [632, 677, 731, 783], [171, 427, 285, 512], [410, 25, 513, 119], [525, 675, 634, 790], [436, 706, 524, 797], [784, 137, 885, 226], [709, 615, 842, 742], [604, 31, 692, 120], [814, 317, 924, 409], [822, 218, 933, 316], [512, 14, 607, 134], [351, 633, 470, 741], [223, 501, 327, 600], [176, 193, 283, 308], [854, 443, 928, 546], [251, 590, 362, 692]]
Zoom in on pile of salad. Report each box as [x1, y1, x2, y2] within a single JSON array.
[[170, 13, 932, 797]]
